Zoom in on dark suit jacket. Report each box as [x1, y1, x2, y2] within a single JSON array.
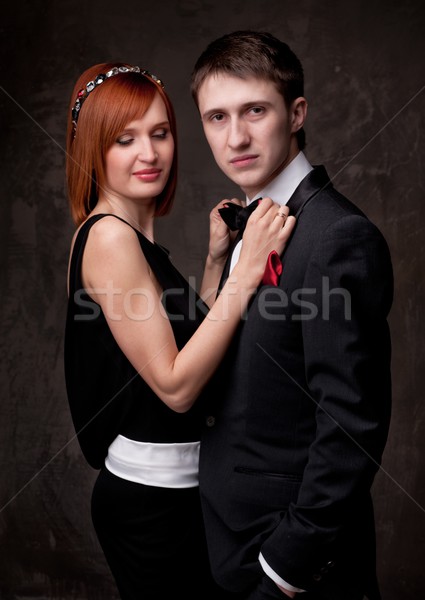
[[199, 166, 393, 600]]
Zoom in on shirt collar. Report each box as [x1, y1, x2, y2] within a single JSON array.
[[247, 151, 313, 206]]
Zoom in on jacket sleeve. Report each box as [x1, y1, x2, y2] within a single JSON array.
[[260, 213, 393, 591]]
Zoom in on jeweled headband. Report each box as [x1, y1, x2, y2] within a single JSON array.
[[71, 65, 164, 136]]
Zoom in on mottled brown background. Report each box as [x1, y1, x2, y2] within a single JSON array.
[[1, 0, 424, 598]]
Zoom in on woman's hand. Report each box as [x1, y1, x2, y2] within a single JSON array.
[[207, 198, 242, 266], [200, 198, 243, 307], [234, 197, 296, 288]]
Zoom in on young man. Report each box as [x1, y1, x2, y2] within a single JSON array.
[[191, 31, 393, 600]]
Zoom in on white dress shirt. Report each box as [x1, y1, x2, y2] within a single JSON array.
[[228, 151, 313, 594]]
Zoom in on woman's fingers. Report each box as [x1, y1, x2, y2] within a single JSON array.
[[212, 197, 242, 212], [247, 196, 273, 219], [277, 215, 296, 242], [249, 197, 289, 226], [244, 200, 296, 257]]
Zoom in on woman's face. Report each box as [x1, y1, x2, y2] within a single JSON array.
[[103, 92, 174, 206]]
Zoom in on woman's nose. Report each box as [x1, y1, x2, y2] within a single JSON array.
[[137, 139, 157, 162]]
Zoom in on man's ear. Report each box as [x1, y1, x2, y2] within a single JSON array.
[[290, 97, 307, 133]]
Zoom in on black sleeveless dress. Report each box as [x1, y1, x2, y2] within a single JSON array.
[[65, 214, 225, 600]]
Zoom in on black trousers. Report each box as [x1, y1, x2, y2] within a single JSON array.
[[91, 467, 227, 600]]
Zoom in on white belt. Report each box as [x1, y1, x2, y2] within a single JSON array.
[[105, 435, 200, 488]]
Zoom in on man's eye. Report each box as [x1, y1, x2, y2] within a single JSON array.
[[250, 107, 264, 115], [211, 114, 225, 122]]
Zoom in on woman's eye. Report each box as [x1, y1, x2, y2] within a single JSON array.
[[116, 137, 133, 146], [152, 129, 168, 139]]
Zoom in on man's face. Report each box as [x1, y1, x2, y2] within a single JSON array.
[[197, 73, 303, 199]]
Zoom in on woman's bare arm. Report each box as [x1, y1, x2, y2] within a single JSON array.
[[82, 200, 294, 413]]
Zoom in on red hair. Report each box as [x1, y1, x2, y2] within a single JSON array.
[[66, 62, 178, 225]]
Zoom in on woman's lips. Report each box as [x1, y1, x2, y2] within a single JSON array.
[[133, 168, 162, 182]]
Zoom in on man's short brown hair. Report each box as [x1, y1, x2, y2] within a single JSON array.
[[191, 30, 306, 150]]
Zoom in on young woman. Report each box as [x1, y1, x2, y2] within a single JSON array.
[[64, 62, 295, 600]]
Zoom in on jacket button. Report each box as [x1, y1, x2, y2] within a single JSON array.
[[312, 573, 322, 582], [206, 416, 215, 427], [326, 560, 335, 568]]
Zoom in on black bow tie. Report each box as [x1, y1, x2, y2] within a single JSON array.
[[218, 199, 261, 232]]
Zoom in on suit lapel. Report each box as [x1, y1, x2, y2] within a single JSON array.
[[286, 165, 332, 217]]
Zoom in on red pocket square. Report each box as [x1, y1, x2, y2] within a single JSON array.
[[262, 251, 283, 286]]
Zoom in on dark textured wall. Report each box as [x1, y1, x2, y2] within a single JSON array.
[[1, 0, 424, 597]]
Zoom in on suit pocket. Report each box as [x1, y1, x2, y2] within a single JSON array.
[[234, 466, 302, 483], [227, 466, 302, 531]]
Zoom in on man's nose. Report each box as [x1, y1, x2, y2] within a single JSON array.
[[227, 119, 250, 148]]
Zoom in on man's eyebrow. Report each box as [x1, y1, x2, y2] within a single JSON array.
[[201, 100, 272, 120]]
